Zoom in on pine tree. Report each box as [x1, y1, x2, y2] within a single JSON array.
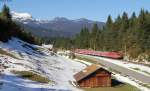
[[1, 4, 11, 21], [105, 15, 113, 30], [90, 23, 99, 50], [121, 12, 129, 31], [74, 26, 90, 49], [129, 12, 137, 28]]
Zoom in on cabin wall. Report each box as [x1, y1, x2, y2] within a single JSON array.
[[78, 69, 111, 88]]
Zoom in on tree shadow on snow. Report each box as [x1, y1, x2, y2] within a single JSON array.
[[0, 82, 4, 89]]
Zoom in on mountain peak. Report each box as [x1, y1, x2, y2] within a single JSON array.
[[74, 18, 93, 23], [11, 11, 33, 20], [76, 18, 89, 21], [53, 17, 69, 21]]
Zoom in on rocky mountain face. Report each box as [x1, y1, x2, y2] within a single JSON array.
[[11, 11, 105, 38]]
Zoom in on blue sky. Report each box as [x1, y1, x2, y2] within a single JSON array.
[[0, 0, 150, 22]]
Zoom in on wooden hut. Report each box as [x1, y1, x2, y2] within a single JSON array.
[[74, 64, 111, 88]]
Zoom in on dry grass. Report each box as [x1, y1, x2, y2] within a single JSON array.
[[12, 70, 51, 83], [0, 48, 20, 59]]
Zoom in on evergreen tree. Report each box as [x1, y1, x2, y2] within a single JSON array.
[[129, 12, 137, 28], [90, 23, 99, 50], [74, 27, 90, 49], [0, 5, 42, 45], [1, 4, 11, 21], [105, 15, 113, 30]]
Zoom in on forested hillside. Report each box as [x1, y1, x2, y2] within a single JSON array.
[[0, 5, 42, 45], [55, 10, 150, 62]]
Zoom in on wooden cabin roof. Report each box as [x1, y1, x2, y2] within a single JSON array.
[[74, 64, 103, 82]]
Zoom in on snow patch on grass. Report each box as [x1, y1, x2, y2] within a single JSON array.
[[0, 38, 86, 91]]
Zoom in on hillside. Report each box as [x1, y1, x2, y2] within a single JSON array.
[[0, 38, 87, 91], [11, 11, 105, 37]]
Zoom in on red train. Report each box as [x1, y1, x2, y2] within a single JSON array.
[[74, 49, 123, 59]]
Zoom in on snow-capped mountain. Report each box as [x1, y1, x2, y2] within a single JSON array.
[[11, 11, 33, 21], [11, 11, 105, 37]]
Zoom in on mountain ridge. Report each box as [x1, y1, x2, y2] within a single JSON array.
[[11, 11, 105, 38]]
